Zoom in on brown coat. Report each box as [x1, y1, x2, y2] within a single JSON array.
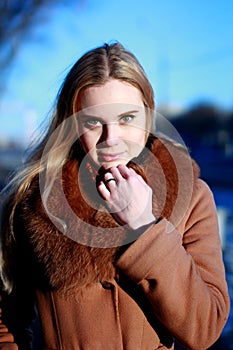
[[0, 137, 230, 349]]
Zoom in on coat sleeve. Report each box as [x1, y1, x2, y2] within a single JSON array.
[[115, 179, 230, 349]]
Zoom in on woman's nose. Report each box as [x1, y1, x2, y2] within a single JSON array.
[[102, 123, 120, 146]]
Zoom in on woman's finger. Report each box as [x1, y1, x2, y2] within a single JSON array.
[[0, 325, 8, 333], [103, 172, 116, 184], [97, 181, 111, 200], [103, 172, 117, 193], [117, 164, 131, 179], [108, 166, 122, 181], [128, 167, 147, 185], [110, 165, 131, 181]]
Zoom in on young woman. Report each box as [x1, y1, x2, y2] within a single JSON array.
[[0, 42, 229, 350]]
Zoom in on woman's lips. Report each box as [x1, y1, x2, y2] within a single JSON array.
[[99, 152, 126, 162]]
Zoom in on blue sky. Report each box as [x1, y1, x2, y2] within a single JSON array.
[[1, 0, 233, 145]]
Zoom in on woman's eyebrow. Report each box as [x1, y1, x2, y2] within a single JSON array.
[[78, 114, 103, 120], [117, 110, 140, 118]]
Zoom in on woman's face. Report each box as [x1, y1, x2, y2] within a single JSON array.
[[78, 79, 147, 170]]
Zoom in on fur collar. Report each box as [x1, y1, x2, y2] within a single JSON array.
[[18, 136, 199, 293]]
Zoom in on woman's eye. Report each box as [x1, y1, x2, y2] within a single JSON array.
[[85, 119, 102, 128], [120, 115, 135, 123]]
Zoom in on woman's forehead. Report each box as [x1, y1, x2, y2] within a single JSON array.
[[79, 79, 144, 109]]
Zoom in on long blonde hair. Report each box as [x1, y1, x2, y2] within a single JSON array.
[[0, 42, 155, 292]]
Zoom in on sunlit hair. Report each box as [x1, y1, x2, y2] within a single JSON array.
[[0, 41, 155, 292]]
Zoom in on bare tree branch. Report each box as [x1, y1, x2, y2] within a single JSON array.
[[0, 0, 75, 92]]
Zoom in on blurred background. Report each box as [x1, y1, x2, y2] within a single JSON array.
[[0, 0, 232, 348]]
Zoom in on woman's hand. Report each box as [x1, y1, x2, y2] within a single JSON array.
[[0, 305, 18, 350], [0, 320, 18, 350], [97, 164, 155, 230]]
